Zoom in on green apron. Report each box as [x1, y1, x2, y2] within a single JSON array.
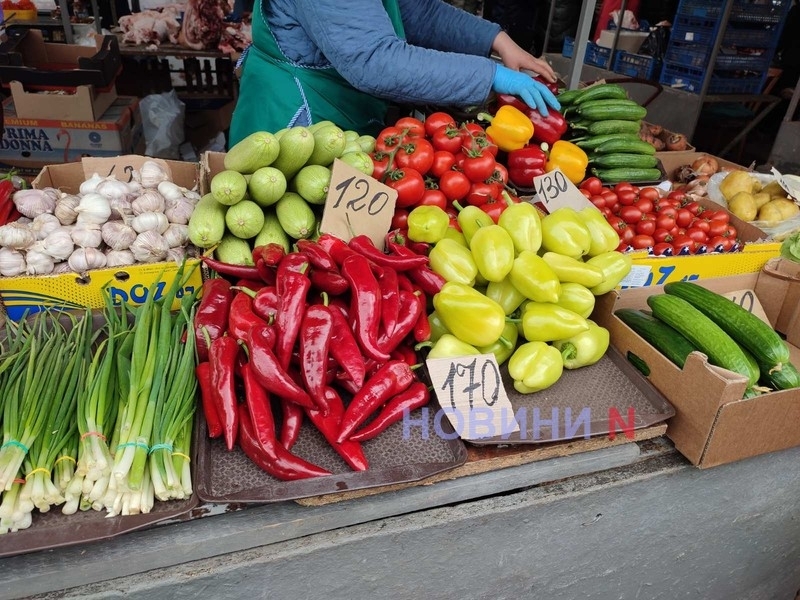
[[229, 1, 405, 146]]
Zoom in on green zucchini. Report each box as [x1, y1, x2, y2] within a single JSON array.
[[615, 308, 697, 368], [590, 153, 659, 169], [592, 167, 663, 184], [593, 138, 657, 155], [577, 102, 648, 122], [584, 120, 643, 136], [760, 361, 800, 391], [663, 281, 791, 372], [572, 83, 629, 104], [575, 133, 642, 151], [647, 294, 759, 387]]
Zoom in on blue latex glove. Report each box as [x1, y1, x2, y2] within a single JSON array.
[[492, 65, 561, 117]]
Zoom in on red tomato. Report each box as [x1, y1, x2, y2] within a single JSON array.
[[580, 176, 604, 196], [424, 112, 456, 137], [438, 170, 472, 202], [481, 199, 507, 223], [635, 218, 656, 236], [462, 150, 497, 183], [614, 182, 637, 194], [489, 164, 508, 186], [386, 168, 425, 208], [590, 195, 606, 209], [459, 122, 487, 147], [396, 138, 435, 175], [394, 116, 425, 138], [375, 126, 405, 153], [652, 242, 673, 256], [692, 218, 710, 233], [430, 151, 457, 179], [634, 197, 654, 214], [684, 201, 703, 216], [431, 125, 464, 154], [653, 228, 673, 244], [706, 210, 730, 223], [658, 198, 680, 210], [631, 234, 655, 250], [619, 205, 643, 224], [465, 182, 501, 206], [391, 210, 409, 230], [707, 219, 729, 238], [419, 189, 448, 210], [668, 190, 687, 202], [616, 241, 630, 252], [639, 187, 660, 202], [657, 206, 678, 220], [618, 189, 638, 206], [675, 208, 694, 228], [709, 235, 735, 251], [672, 235, 695, 254], [580, 189, 593, 199], [607, 216, 627, 235], [687, 227, 708, 244], [599, 207, 613, 218], [370, 151, 391, 181], [655, 213, 676, 231], [724, 224, 738, 238]]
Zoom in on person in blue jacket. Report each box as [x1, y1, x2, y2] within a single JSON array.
[[229, 0, 560, 146]]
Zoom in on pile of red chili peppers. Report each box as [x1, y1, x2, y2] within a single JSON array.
[[194, 233, 444, 481]]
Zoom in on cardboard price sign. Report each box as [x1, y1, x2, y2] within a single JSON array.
[[532, 167, 593, 213], [319, 159, 397, 250], [721, 289, 770, 324], [82, 155, 173, 183], [426, 354, 519, 440]]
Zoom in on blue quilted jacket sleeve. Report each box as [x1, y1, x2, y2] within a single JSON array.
[[266, 0, 501, 106]]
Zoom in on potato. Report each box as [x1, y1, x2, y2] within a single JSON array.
[[719, 170, 759, 201], [761, 181, 787, 198], [752, 192, 772, 210], [728, 191, 758, 221]]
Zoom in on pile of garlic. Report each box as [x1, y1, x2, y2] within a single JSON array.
[[0, 160, 201, 277]]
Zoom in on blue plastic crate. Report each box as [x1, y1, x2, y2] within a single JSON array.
[[561, 36, 614, 69], [723, 24, 783, 48], [709, 71, 768, 94], [562, 36, 575, 58], [659, 61, 705, 93], [666, 42, 712, 68], [714, 51, 772, 71], [731, 0, 790, 24], [612, 50, 659, 80], [676, 0, 724, 19], [672, 16, 722, 46]]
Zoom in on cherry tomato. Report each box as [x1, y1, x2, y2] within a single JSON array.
[[385, 168, 425, 208], [618, 189, 638, 206], [639, 187, 660, 202], [672, 235, 695, 254], [391, 210, 409, 230], [692, 218, 710, 233], [431, 125, 464, 154], [634, 197, 654, 214], [599, 207, 613, 218], [619, 205, 643, 224], [424, 112, 456, 137], [419, 188, 448, 210], [706, 210, 730, 223], [375, 126, 405, 153], [607, 215, 627, 235], [590, 195, 606, 209], [430, 150, 457, 179], [675, 208, 694, 228], [724, 224, 738, 238], [394, 116, 425, 138], [580, 189, 593, 199], [668, 190, 687, 202], [683, 201, 703, 216], [658, 198, 680, 210], [438, 170, 472, 202], [465, 181, 501, 206], [462, 150, 497, 183], [489, 164, 508, 186], [616, 241, 630, 253], [396, 138, 434, 175], [687, 227, 708, 244], [655, 213, 675, 231], [580, 176, 604, 196], [631, 234, 655, 250], [709, 235, 735, 252], [652, 242, 673, 256], [481, 199, 506, 223]]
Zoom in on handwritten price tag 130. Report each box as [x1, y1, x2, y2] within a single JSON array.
[[319, 159, 397, 250], [532, 167, 593, 213], [425, 354, 519, 440]]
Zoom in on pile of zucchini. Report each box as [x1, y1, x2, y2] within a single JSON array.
[[616, 281, 800, 398], [559, 83, 662, 184]]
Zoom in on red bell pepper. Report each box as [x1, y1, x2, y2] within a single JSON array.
[[495, 93, 567, 147], [507, 145, 548, 189]]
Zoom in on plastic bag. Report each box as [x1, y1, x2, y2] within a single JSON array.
[[140, 90, 185, 160], [638, 26, 670, 60]]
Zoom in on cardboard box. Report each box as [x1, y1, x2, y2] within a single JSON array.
[[8, 79, 118, 121], [0, 155, 202, 321], [0, 95, 144, 170], [594, 268, 800, 467], [597, 29, 650, 54], [656, 151, 746, 180]]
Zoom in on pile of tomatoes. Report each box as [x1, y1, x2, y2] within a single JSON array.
[[371, 112, 516, 228], [579, 177, 740, 256]]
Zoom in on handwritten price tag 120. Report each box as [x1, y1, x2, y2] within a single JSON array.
[[319, 159, 397, 251], [532, 167, 593, 213], [426, 354, 519, 440]]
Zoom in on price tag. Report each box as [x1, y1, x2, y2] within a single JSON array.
[[426, 354, 519, 440], [532, 167, 593, 214], [619, 265, 652, 288], [720, 289, 770, 324], [771, 166, 800, 200], [81, 155, 173, 183], [319, 159, 397, 251]]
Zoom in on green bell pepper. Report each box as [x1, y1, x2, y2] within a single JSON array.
[[433, 281, 507, 347], [408, 205, 450, 244], [587, 251, 633, 295], [457, 204, 494, 245], [577, 207, 621, 257], [427, 310, 450, 343], [541, 252, 605, 288], [498, 201, 542, 255], [425, 333, 481, 359], [508, 341, 563, 393], [541, 207, 592, 259], [553, 319, 610, 369], [555, 282, 596, 319], [470, 224, 515, 283], [478, 321, 519, 365], [522, 302, 589, 342], [485, 278, 527, 316], [429, 238, 478, 286], [508, 250, 561, 304]]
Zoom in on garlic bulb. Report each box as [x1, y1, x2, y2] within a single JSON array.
[[54, 194, 81, 226], [95, 177, 134, 202], [130, 231, 169, 263], [0, 222, 36, 250], [12, 189, 57, 219], [166, 247, 186, 263], [131, 211, 169, 234], [79, 173, 104, 195], [109, 196, 133, 220], [0, 247, 26, 276], [71, 223, 103, 248], [164, 196, 194, 225], [42, 228, 74, 261], [102, 221, 137, 251], [105, 249, 136, 267], [25, 245, 55, 275], [157, 180, 185, 202], [68, 247, 107, 273], [131, 189, 165, 215], [163, 223, 189, 248], [184, 190, 201, 203], [75, 193, 111, 225], [52, 261, 72, 274], [31, 213, 61, 240], [139, 160, 170, 188]]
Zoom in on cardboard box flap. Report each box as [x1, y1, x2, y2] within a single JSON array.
[[757, 258, 800, 344]]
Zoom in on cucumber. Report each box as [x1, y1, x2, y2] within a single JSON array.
[[585, 120, 643, 136], [663, 281, 791, 372], [760, 361, 800, 391], [615, 308, 696, 368], [594, 138, 657, 155], [575, 133, 642, 151], [572, 83, 629, 104], [577, 102, 648, 122], [590, 153, 659, 169], [556, 88, 584, 105], [647, 294, 759, 387], [592, 167, 663, 184]]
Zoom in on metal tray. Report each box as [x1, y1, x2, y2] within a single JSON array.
[[465, 347, 675, 445], [194, 403, 468, 504]]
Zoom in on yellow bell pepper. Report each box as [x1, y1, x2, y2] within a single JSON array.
[[587, 251, 633, 295], [479, 105, 534, 152], [541, 207, 592, 259], [545, 140, 588, 184], [577, 207, 621, 257], [433, 282, 507, 347], [508, 341, 564, 394]]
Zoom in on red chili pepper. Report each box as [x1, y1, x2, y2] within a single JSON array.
[[296, 239, 337, 272], [376, 266, 399, 339], [349, 382, 430, 443], [316, 233, 359, 266], [228, 290, 268, 343], [384, 229, 431, 256], [341, 254, 390, 362], [237, 285, 279, 323], [276, 252, 310, 284], [390, 342, 418, 367], [253, 243, 286, 268], [328, 304, 366, 389], [337, 360, 417, 442], [413, 305, 431, 343], [310, 269, 350, 295], [274, 264, 311, 370], [234, 278, 268, 291], [305, 387, 368, 471], [378, 289, 423, 353], [238, 404, 330, 480], [241, 361, 277, 448], [349, 234, 429, 271], [495, 93, 568, 146], [299, 303, 334, 411], [194, 278, 232, 362], [280, 396, 304, 451], [202, 256, 261, 280], [247, 325, 316, 409], [407, 264, 446, 296], [195, 362, 223, 439], [254, 259, 277, 285], [506, 145, 548, 189], [208, 336, 240, 451], [0, 179, 15, 226], [397, 273, 414, 293], [386, 239, 428, 261]]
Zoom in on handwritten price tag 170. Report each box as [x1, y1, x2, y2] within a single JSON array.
[[319, 159, 397, 250], [532, 167, 593, 213], [425, 354, 519, 440]]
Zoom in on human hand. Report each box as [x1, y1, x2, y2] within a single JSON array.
[[492, 65, 560, 116], [492, 31, 557, 83]]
